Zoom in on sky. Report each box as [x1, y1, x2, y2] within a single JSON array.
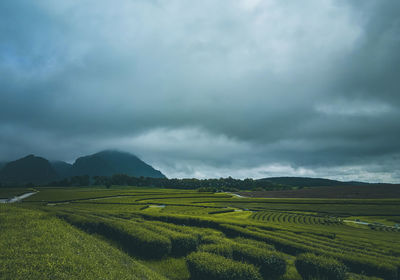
[[1, 0, 399, 182]]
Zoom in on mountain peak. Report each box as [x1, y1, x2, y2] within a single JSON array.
[[71, 150, 165, 178], [0, 150, 166, 186], [0, 154, 59, 184]]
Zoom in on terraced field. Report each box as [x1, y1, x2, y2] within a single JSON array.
[[250, 211, 342, 225], [1, 186, 400, 280]]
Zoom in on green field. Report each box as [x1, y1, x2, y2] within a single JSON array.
[[1, 187, 399, 280], [0, 188, 34, 199]]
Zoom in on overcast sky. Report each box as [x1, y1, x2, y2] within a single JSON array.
[[1, 0, 399, 182]]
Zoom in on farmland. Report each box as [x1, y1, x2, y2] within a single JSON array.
[[1, 186, 400, 280]]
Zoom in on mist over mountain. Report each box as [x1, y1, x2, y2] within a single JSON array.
[[0, 155, 59, 184], [1, 151, 390, 187], [51, 161, 73, 179]]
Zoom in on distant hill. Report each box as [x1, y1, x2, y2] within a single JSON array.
[[70, 150, 165, 178], [258, 177, 368, 187], [0, 155, 59, 185], [0, 150, 165, 186], [51, 161, 73, 178]]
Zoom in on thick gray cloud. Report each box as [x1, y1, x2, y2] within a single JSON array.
[[1, 0, 399, 182]]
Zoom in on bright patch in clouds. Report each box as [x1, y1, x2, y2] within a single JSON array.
[[316, 100, 393, 116]]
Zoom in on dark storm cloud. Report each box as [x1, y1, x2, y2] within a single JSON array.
[[0, 0, 399, 182]]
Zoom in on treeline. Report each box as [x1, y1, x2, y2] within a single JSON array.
[[46, 174, 293, 191], [0, 175, 91, 188]]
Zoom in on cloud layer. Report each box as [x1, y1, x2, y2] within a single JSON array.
[[1, 0, 399, 182]]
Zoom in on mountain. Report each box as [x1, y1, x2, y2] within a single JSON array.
[[0, 155, 59, 185], [258, 177, 368, 187], [70, 150, 165, 178], [51, 161, 73, 178]]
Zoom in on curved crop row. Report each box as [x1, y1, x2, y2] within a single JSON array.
[[199, 241, 286, 279], [295, 253, 348, 280], [250, 211, 342, 226], [137, 221, 199, 256], [186, 252, 262, 280], [218, 224, 399, 280], [60, 214, 172, 258]]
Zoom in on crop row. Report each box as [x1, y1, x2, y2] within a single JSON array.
[[59, 212, 239, 259], [58, 211, 293, 279], [251, 211, 341, 226], [133, 211, 400, 258], [128, 211, 400, 279], [187, 250, 350, 280], [59, 213, 175, 258], [198, 239, 286, 279], [219, 224, 400, 280], [248, 226, 400, 265], [0, 206, 165, 280], [369, 224, 400, 233]]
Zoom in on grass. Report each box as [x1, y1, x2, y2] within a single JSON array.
[[0, 205, 165, 280], [1, 186, 399, 280]]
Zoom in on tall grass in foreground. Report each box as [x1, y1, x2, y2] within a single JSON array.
[[0, 205, 165, 280]]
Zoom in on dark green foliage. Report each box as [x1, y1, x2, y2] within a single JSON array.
[[233, 237, 275, 251], [231, 244, 286, 279], [186, 252, 262, 280], [218, 224, 398, 280], [197, 187, 218, 192], [339, 255, 398, 280], [200, 240, 286, 279], [60, 214, 172, 258], [200, 234, 227, 245], [208, 209, 235, 214], [51, 174, 294, 190], [48, 175, 91, 187], [295, 253, 348, 280], [138, 212, 223, 231], [200, 243, 234, 258], [108, 220, 172, 258], [170, 233, 199, 256], [138, 221, 200, 256], [156, 230, 198, 256], [138, 213, 397, 280]]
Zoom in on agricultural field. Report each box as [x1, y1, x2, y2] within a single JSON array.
[[1, 186, 400, 280], [0, 187, 34, 199]]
